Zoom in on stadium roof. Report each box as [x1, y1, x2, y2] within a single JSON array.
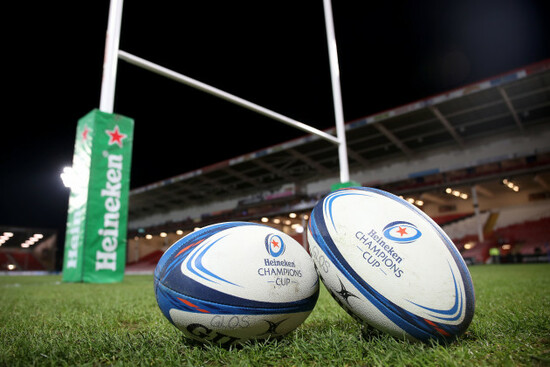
[[128, 59, 550, 221]]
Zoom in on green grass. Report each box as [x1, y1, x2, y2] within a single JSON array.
[[1, 264, 549, 366]]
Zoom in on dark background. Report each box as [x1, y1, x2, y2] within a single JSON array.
[[2, 1, 549, 241]]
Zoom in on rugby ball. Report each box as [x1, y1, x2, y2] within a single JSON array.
[[307, 187, 475, 343], [154, 222, 319, 347]]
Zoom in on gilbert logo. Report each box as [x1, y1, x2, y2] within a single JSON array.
[[382, 221, 422, 244], [265, 234, 285, 257]]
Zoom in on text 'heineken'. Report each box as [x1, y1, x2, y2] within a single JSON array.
[[96, 153, 124, 271]]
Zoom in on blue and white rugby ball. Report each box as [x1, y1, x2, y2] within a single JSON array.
[[307, 187, 475, 343], [154, 222, 319, 347]]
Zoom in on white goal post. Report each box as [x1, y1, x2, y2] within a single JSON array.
[[99, 0, 351, 183]]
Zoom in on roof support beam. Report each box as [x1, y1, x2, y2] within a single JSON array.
[[195, 175, 235, 194], [288, 149, 331, 174], [224, 167, 259, 188], [373, 123, 413, 157], [534, 174, 550, 191], [498, 87, 524, 132], [474, 184, 494, 198], [429, 106, 465, 148], [420, 192, 447, 205], [347, 149, 370, 167], [254, 159, 294, 181]]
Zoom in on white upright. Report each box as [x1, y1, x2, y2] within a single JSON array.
[[323, 0, 350, 183], [99, 0, 124, 114]]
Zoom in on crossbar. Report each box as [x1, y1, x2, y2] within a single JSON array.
[[117, 50, 341, 145]]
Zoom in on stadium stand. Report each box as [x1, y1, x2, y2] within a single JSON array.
[[493, 201, 550, 229], [449, 202, 550, 264], [0, 251, 45, 271], [0, 252, 11, 269], [441, 211, 490, 241], [122, 60, 550, 272], [9, 252, 45, 271], [0, 227, 57, 271], [126, 250, 164, 273], [432, 213, 473, 226]]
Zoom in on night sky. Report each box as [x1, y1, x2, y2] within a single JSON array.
[[3, 1, 550, 239]]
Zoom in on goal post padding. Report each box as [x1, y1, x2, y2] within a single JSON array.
[[62, 109, 134, 283]]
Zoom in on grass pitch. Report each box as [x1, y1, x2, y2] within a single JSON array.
[[1, 264, 549, 366]]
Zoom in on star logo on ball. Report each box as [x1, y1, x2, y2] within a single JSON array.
[[105, 125, 127, 147], [396, 226, 408, 237], [265, 234, 285, 257]]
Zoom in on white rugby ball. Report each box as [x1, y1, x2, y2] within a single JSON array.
[[154, 222, 319, 347], [307, 187, 475, 342]]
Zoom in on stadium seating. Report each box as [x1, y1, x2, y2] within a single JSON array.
[[493, 202, 550, 229], [125, 250, 164, 272], [0, 251, 45, 271], [0, 252, 11, 270], [441, 211, 490, 241], [432, 213, 473, 226], [494, 217, 550, 254], [459, 240, 493, 265], [439, 201, 550, 264]]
